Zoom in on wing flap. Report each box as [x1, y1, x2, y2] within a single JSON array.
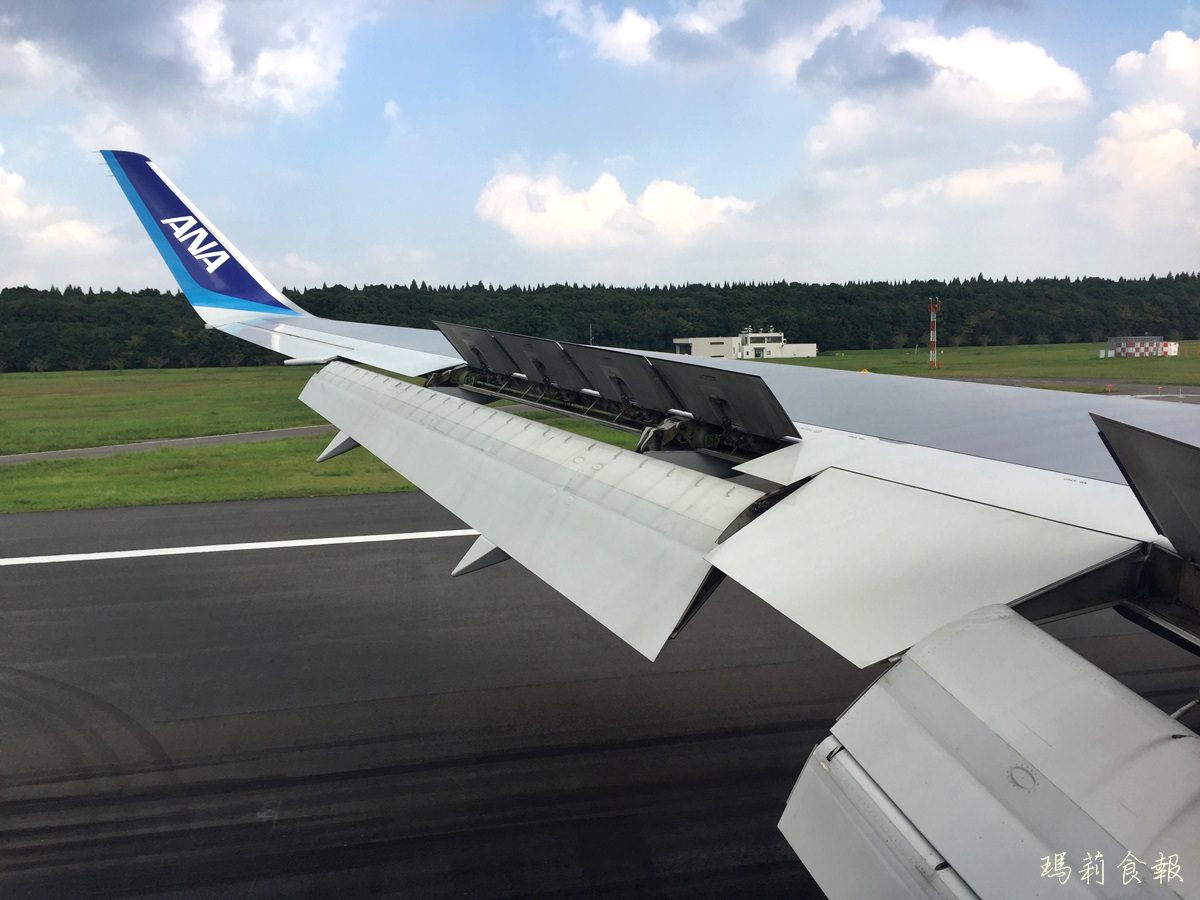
[[707, 469, 1139, 667], [299, 362, 763, 659], [736, 424, 1157, 540], [784, 606, 1200, 898]]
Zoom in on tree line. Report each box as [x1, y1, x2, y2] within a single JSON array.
[[2, 273, 1198, 373]]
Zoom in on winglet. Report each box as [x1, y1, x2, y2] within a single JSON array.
[[1093, 413, 1200, 563], [101, 150, 306, 324]]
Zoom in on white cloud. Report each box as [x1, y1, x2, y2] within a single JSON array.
[[882, 144, 1063, 207], [279, 251, 324, 280], [541, 0, 885, 79], [671, 0, 746, 36], [176, 0, 361, 117], [890, 24, 1090, 119], [66, 107, 148, 153], [1, 0, 379, 153], [1111, 31, 1200, 123], [180, 0, 236, 86], [0, 160, 138, 288], [1069, 32, 1200, 238], [541, 1, 661, 65], [0, 37, 61, 107], [1079, 103, 1200, 234], [542, 2, 1087, 128], [794, 26, 1200, 280], [381, 97, 408, 142], [807, 99, 879, 160], [637, 178, 754, 240], [593, 7, 660, 64], [475, 163, 752, 249], [760, 0, 883, 81]]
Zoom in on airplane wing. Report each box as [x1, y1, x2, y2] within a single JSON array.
[[104, 150, 1200, 898]]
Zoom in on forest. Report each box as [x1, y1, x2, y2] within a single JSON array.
[[1, 273, 1198, 372]]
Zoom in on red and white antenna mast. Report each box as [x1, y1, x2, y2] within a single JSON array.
[[928, 298, 942, 369]]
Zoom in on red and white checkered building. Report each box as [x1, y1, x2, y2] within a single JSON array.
[[1108, 335, 1165, 357]]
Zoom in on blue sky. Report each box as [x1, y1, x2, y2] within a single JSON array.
[[1, 0, 1199, 290]]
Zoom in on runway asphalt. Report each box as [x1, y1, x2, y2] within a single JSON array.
[[1, 493, 1197, 899]]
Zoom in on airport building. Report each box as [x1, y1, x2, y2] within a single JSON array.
[[1103, 335, 1179, 358], [673, 328, 818, 360]]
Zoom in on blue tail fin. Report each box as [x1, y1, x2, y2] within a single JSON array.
[[102, 150, 305, 322]]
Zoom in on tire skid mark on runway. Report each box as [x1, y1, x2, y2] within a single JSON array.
[[0, 667, 193, 840], [0, 528, 479, 567], [0, 717, 829, 810], [0, 730, 814, 891]]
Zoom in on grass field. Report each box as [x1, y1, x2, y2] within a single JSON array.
[[0, 435, 416, 513], [0, 366, 322, 455], [0, 367, 639, 513], [1, 342, 1196, 513], [773, 340, 1200, 384]]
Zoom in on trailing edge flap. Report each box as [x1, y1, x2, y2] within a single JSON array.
[[452, 535, 511, 576], [1094, 414, 1200, 563], [784, 606, 1200, 899], [707, 468, 1139, 668], [300, 362, 763, 660], [736, 424, 1156, 541]]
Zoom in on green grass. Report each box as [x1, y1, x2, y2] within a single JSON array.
[[0, 436, 415, 513], [0, 372, 639, 512], [3, 342, 1195, 514], [0, 367, 321, 455], [772, 341, 1200, 384]]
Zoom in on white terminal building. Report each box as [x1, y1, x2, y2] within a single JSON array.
[[673, 328, 818, 361]]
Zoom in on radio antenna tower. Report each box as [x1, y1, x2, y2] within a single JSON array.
[[928, 298, 942, 369]]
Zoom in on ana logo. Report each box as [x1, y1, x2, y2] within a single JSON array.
[[159, 215, 230, 274]]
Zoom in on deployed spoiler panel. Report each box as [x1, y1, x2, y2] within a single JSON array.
[[649, 355, 798, 442], [488, 332, 593, 393], [435, 321, 800, 448]]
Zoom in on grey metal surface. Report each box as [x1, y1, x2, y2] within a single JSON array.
[[299, 362, 763, 659], [735, 424, 1158, 541], [780, 736, 978, 900], [451, 534, 511, 576], [642, 450, 739, 479], [433, 321, 519, 374], [707, 469, 1138, 667], [643, 350, 1200, 483], [487, 330, 594, 392], [830, 605, 1198, 899], [315, 429, 360, 462], [1094, 414, 1200, 562], [560, 343, 681, 410], [221, 316, 463, 376], [646, 356, 799, 442]]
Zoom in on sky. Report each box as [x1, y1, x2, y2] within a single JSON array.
[[1, 0, 1199, 290]]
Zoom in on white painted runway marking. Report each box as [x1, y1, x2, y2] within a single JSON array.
[[0, 529, 479, 567]]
